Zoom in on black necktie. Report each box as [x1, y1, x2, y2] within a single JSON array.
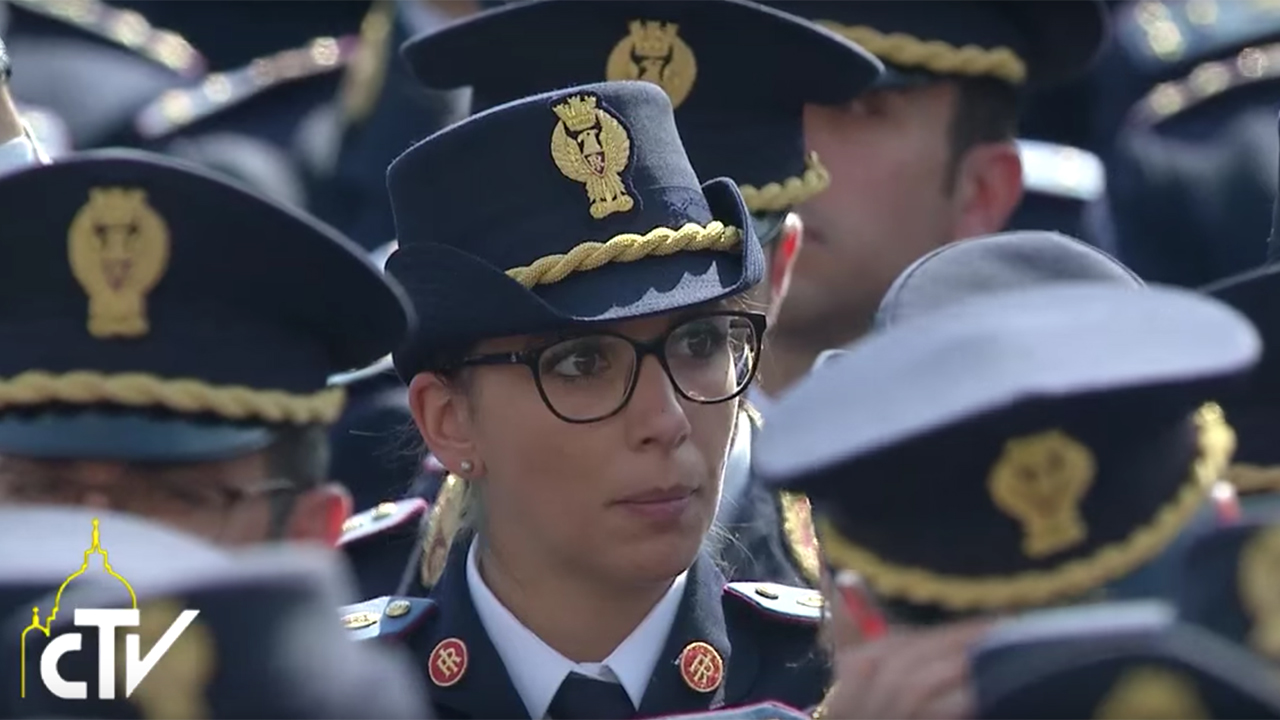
[[547, 671, 636, 719]]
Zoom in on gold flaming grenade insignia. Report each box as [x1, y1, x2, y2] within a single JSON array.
[[606, 20, 697, 109], [1093, 666, 1209, 720], [1239, 526, 1280, 661], [550, 94, 635, 220], [67, 187, 171, 339], [988, 429, 1096, 559]]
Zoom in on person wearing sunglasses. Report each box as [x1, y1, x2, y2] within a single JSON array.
[[0, 150, 411, 547], [340, 81, 829, 719]]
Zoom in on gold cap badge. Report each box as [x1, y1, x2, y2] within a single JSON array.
[[550, 94, 635, 220], [606, 20, 697, 109], [1094, 665, 1209, 720], [988, 429, 1096, 559], [1240, 526, 1280, 660], [67, 187, 171, 339]]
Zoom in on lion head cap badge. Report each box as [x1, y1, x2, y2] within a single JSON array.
[[606, 20, 697, 109], [988, 429, 1096, 559], [1239, 526, 1280, 661], [67, 187, 171, 339], [550, 94, 635, 220]]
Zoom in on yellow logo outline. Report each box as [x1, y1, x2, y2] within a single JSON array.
[[19, 518, 137, 698]]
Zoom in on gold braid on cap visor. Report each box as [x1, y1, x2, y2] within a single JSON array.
[[818, 22, 1027, 85], [0, 370, 346, 425], [816, 404, 1235, 612]]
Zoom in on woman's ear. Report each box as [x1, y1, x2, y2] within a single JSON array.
[[408, 372, 479, 475]]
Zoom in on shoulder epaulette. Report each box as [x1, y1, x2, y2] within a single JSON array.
[[340, 595, 435, 641], [134, 34, 358, 140], [723, 582, 825, 625], [1016, 139, 1105, 203], [1129, 41, 1280, 129], [646, 701, 812, 720], [1115, 0, 1280, 75], [338, 497, 429, 547], [9, 0, 203, 77]]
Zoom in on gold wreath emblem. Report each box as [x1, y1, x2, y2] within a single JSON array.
[[67, 188, 171, 339], [988, 430, 1095, 559], [605, 19, 697, 109], [1093, 665, 1209, 719], [550, 94, 635, 220], [1240, 526, 1280, 660]]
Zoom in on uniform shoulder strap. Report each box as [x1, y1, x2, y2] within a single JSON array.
[[134, 35, 357, 140], [339, 595, 436, 641], [723, 582, 825, 625], [9, 0, 203, 76], [338, 497, 430, 547]]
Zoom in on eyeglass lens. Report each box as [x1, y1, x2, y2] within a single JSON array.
[[534, 313, 758, 421]]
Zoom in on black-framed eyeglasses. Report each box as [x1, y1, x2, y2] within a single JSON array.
[[458, 310, 767, 423]]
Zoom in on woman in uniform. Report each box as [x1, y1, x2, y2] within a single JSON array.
[[340, 80, 829, 719]]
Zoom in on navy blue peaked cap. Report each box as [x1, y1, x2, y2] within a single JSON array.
[[386, 81, 762, 378], [0, 150, 412, 462], [974, 603, 1280, 718], [875, 230, 1143, 331], [1175, 521, 1280, 664], [2, 513, 434, 719], [774, 1, 1107, 89], [755, 284, 1259, 613], [401, 0, 881, 223]]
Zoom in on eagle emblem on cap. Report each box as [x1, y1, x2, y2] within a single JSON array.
[[550, 94, 635, 220], [606, 20, 697, 109], [67, 187, 171, 339], [988, 429, 1096, 559]]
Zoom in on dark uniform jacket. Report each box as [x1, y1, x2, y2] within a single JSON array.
[[342, 538, 830, 719]]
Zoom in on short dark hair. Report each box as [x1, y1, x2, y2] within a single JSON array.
[[944, 77, 1020, 190]]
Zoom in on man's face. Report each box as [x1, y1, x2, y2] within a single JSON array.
[[778, 83, 963, 349], [0, 452, 282, 545]]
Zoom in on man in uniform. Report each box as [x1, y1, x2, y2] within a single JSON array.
[[1087, 0, 1280, 287], [754, 282, 1258, 716], [754, 1, 1108, 400], [0, 149, 411, 548], [0, 504, 435, 718], [339, 0, 883, 595]]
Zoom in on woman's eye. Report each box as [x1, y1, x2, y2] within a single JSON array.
[[671, 322, 727, 359], [545, 342, 611, 378]]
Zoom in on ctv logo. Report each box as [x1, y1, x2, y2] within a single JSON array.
[[19, 519, 201, 700]]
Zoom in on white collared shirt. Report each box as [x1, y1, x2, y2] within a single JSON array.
[[746, 386, 774, 418], [466, 541, 688, 719], [0, 132, 41, 176]]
